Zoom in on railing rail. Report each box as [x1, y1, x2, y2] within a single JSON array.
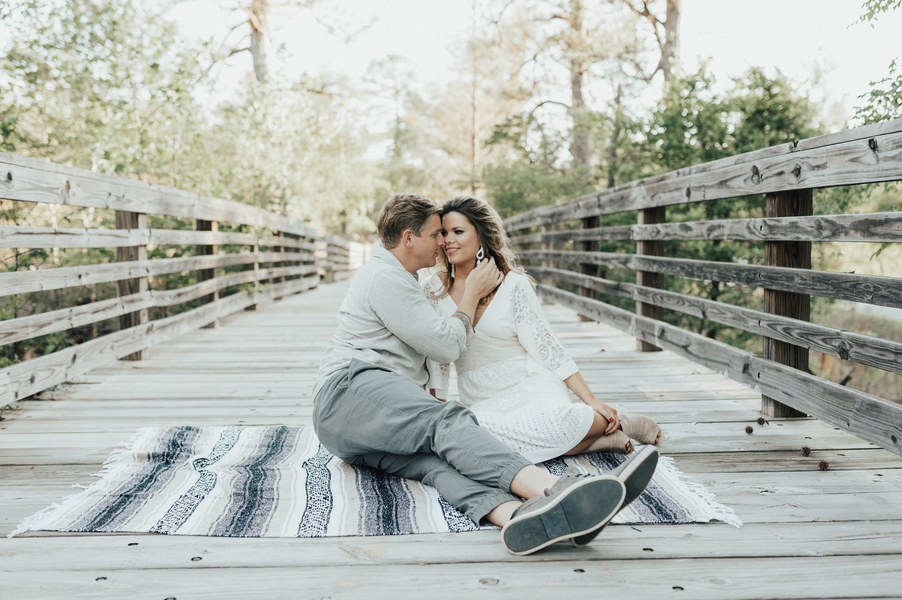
[[1, 152, 351, 405], [504, 118, 902, 457]]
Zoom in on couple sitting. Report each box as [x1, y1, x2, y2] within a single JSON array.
[[312, 193, 663, 555]]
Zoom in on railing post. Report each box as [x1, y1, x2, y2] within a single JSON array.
[[272, 232, 285, 299], [579, 216, 598, 321], [762, 189, 812, 418], [541, 224, 552, 269], [114, 210, 148, 360], [635, 206, 665, 352], [196, 219, 218, 328], [244, 232, 259, 311]]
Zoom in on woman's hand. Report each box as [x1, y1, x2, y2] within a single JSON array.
[[563, 372, 620, 435], [590, 401, 620, 436], [465, 257, 504, 299]]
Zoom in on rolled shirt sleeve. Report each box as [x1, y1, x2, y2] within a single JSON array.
[[368, 268, 468, 364]]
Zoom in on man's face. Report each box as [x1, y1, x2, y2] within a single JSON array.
[[408, 214, 445, 270]]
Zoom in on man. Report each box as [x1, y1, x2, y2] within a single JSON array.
[[313, 193, 657, 555]]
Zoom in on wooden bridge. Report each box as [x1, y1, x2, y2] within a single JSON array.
[[2, 120, 902, 598]]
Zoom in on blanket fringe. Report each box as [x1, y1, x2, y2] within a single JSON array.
[[8, 428, 151, 538], [656, 455, 743, 528]]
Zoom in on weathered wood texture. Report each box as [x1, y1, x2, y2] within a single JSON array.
[[0, 151, 317, 238], [528, 267, 902, 377], [504, 118, 902, 230], [519, 250, 902, 308], [195, 219, 219, 310], [1, 251, 294, 297], [635, 206, 665, 352], [762, 190, 812, 418], [114, 210, 148, 360], [0, 225, 319, 249], [536, 284, 902, 456], [2, 280, 900, 599], [508, 212, 902, 244], [0, 277, 317, 405], [0, 150, 350, 405]]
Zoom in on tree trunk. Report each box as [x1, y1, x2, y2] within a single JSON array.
[[568, 0, 589, 171], [658, 0, 681, 83], [470, 0, 479, 193], [607, 85, 623, 188], [248, 0, 269, 83]]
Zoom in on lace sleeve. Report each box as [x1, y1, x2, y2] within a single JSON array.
[[423, 275, 451, 399], [511, 278, 579, 381]]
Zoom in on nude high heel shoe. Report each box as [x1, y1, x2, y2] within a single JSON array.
[[585, 429, 633, 454], [619, 413, 663, 445]]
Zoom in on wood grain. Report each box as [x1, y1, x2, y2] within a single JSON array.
[[509, 213, 902, 244], [0, 250, 294, 296], [504, 119, 902, 230], [0, 151, 318, 238], [529, 267, 902, 376], [521, 250, 902, 308]]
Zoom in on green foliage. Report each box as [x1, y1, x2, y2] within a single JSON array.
[[856, 59, 902, 124], [859, 0, 902, 22], [483, 161, 593, 219]]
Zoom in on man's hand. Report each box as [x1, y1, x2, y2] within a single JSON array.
[[463, 257, 504, 300]]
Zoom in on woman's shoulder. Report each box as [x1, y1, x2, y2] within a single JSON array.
[[501, 270, 532, 291]]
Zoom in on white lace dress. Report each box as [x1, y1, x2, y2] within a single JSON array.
[[422, 271, 595, 463]]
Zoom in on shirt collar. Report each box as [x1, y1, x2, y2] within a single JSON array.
[[373, 245, 417, 280]]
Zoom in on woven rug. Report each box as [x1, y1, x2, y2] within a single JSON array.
[[12, 426, 741, 538]]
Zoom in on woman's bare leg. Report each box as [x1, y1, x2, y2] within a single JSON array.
[[566, 411, 632, 455]]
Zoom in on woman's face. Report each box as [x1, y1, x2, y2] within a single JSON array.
[[441, 211, 480, 266]]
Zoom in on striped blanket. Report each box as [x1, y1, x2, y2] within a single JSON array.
[[12, 426, 740, 538]]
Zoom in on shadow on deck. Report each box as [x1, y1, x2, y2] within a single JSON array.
[[2, 280, 901, 599]]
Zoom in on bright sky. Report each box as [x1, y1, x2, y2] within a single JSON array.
[[165, 0, 902, 126], [0, 0, 898, 123]]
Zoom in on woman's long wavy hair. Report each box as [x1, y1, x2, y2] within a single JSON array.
[[436, 196, 532, 301]]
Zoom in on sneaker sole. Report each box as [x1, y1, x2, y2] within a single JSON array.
[[571, 446, 659, 547], [501, 476, 625, 556]]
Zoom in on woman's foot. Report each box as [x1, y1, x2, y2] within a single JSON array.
[[584, 429, 633, 454], [619, 413, 663, 445]]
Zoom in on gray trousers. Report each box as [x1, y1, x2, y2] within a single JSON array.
[[313, 359, 532, 523]]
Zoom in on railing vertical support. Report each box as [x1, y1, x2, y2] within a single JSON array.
[[762, 189, 812, 418], [245, 233, 259, 311], [272, 232, 285, 299], [115, 210, 148, 360], [196, 219, 218, 328], [635, 206, 665, 352], [579, 216, 598, 321], [540, 225, 554, 304]]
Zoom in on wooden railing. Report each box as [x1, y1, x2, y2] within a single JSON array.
[[504, 119, 902, 457], [0, 152, 351, 406]]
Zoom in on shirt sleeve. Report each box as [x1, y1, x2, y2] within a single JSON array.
[[369, 268, 468, 364], [426, 358, 451, 400], [510, 275, 579, 380], [421, 274, 452, 398]]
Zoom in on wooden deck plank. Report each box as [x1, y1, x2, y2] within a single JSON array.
[[1, 278, 901, 599], [3, 555, 902, 600]]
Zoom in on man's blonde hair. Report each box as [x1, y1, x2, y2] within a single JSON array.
[[377, 193, 442, 249]]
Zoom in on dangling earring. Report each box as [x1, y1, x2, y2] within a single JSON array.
[[451, 264, 455, 279], [475, 246, 485, 266]]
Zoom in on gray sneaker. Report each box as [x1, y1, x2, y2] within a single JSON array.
[[500, 475, 625, 555], [571, 445, 659, 547]]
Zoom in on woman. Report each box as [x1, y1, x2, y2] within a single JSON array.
[[423, 196, 662, 464]]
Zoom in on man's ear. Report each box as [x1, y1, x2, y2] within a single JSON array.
[[403, 230, 413, 247]]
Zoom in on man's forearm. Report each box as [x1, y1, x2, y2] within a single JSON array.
[[452, 291, 481, 334]]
